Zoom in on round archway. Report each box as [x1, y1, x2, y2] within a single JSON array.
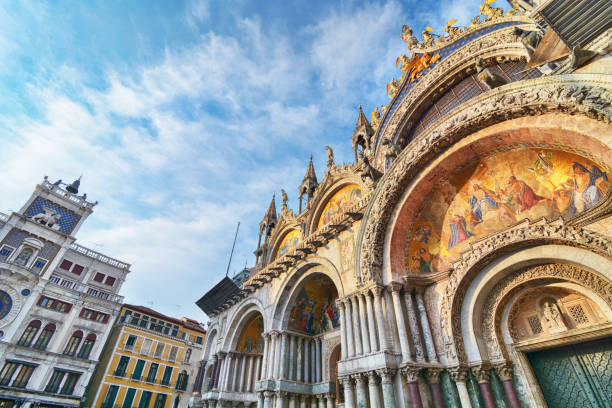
[[286, 273, 340, 336]]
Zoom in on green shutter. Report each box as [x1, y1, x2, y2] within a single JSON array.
[[138, 391, 152, 408], [102, 385, 119, 408], [122, 388, 136, 408], [132, 360, 145, 380], [161, 366, 173, 386]]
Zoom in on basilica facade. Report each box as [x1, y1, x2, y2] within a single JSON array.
[[192, 1, 612, 407]]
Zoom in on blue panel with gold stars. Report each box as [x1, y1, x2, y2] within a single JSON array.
[[25, 198, 80, 235], [0, 290, 12, 320]]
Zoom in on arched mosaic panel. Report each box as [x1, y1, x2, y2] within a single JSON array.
[[237, 315, 264, 354], [318, 185, 362, 229], [406, 148, 610, 273], [275, 230, 300, 259], [288, 275, 339, 335]]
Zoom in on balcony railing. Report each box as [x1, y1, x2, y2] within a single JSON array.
[[48, 273, 124, 303], [70, 243, 130, 270], [41, 179, 96, 209]]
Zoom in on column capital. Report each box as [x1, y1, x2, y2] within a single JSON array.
[[390, 281, 403, 293], [372, 285, 384, 297], [494, 362, 514, 381], [281, 332, 288, 339], [352, 372, 366, 385], [276, 391, 288, 397], [401, 366, 421, 383], [424, 368, 442, 384], [471, 365, 491, 384], [375, 368, 396, 382], [264, 391, 275, 398], [338, 375, 352, 385], [366, 371, 378, 382], [448, 366, 469, 382]]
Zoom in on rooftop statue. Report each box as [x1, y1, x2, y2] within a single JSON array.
[[325, 146, 335, 170], [401, 25, 419, 52]]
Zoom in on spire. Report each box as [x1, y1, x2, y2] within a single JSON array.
[[355, 105, 371, 131], [298, 156, 319, 213], [351, 105, 375, 164], [263, 194, 277, 226]]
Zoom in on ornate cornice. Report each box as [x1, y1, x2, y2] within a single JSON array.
[[356, 76, 612, 285], [374, 22, 537, 166]]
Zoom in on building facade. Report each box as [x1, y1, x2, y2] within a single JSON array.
[[193, 1, 612, 407], [0, 177, 130, 407], [85, 304, 206, 408]]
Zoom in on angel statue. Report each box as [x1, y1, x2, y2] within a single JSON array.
[[325, 146, 335, 169], [444, 19, 462, 41], [421, 27, 436, 48], [401, 25, 419, 52], [480, 0, 504, 22], [386, 78, 400, 99], [371, 106, 382, 130]]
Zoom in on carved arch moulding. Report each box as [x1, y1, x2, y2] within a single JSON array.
[[481, 263, 612, 364], [355, 77, 612, 286], [438, 221, 612, 364]]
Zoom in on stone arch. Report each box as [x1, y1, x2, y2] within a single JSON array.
[[329, 343, 342, 404], [267, 227, 302, 263], [203, 328, 218, 361], [222, 300, 266, 352], [271, 259, 344, 333], [307, 177, 365, 234], [356, 86, 612, 284], [270, 257, 345, 330], [446, 239, 612, 364]]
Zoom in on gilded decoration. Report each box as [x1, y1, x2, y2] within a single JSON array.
[[237, 315, 264, 354], [288, 275, 340, 335], [357, 77, 612, 284], [276, 229, 301, 259], [317, 185, 363, 229], [406, 148, 610, 274], [338, 232, 355, 273]]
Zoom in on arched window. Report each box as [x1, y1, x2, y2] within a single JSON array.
[[63, 330, 83, 356], [14, 248, 33, 266], [17, 320, 41, 347], [77, 333, 96, 359], [33, 323, 56, 350]]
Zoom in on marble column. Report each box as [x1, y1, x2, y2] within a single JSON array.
[[258, 392, 265, 408], [367, 371, 382, 408], [297, 337, 303, 382], [318, 395, 326, 408], [425, 369, 444, 408], [343, 299, 356, 357], [209, 354, 219, 390], [373, 287, 390, 351], [274, 332, 283, 379], [228, 353, 238, 391], [246, 355, 254, 392], [299, 395, 307, 408], [449, 367, 472, 408], [262, 334, 270, 379], [415, 290, 438, 363], [311, 340, 316, 383], [280, 333, 289, 379], [472, 366, 495, 408], [364, 291, 379, 352], [402, 367, 423, 408], [304, 337, 310, 382], [310, 396, 317, 408], [269, 332, 277, 379], [315, 338, 322, 383], [403, 291, 425, 362], [217, 352, 227, 390], [276, 391, 287, 408], [337, 300, 348, 358], [236, 354, 250, 392], [289, 335, 296, 380], [390, 283, 412, 362], [354, 373, 368, 408], [357, 294, 371, 354], [326, 393, 334, 408], [495, 364, 520, 408], [289, 394, 297, 408], [351, 296, 363, 356], [341, 376, 355, 408], [376, 368, 397, 408]]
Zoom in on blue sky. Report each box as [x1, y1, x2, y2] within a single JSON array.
[[0, 0, 486, 321]]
